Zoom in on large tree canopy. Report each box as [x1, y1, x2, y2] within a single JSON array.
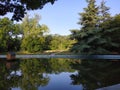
[[0, 0, 57, 21], [70, 0, 120, 54]]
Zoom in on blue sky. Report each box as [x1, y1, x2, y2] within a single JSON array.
[[27, 0, 120, 35], [1, 0, 120, 35], [28, 0, 86, 35]]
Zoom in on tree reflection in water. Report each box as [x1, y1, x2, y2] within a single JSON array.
[[20, 59, 50, 90], [18, 58, 75, 90], [0, 59, 21, 90], [0, 58, 75, 90], [0, 58, 50, 90], [70, 59, 120, 90], [0, 58, 120, 90]]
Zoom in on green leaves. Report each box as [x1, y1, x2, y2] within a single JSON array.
[[49, 34, 73, 50], [0, 18, 21, 51], [21, 15, 49, 53]]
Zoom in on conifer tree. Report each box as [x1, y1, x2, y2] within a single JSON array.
[[78, 0, 99, 31], [98, 0, 111, 30], [99, 0, 111, 22]]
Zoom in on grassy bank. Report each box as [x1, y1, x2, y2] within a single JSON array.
[[16, 50, 74, 55]]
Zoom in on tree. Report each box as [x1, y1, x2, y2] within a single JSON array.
[[70, 15, 120, 54], [49, 34, 63, 50], [0, 17, 21, 52], [78, 0, 99, 31], [70, 0, 120, 54], [98, 0, 111, 29], [21, 15, 49, 52], [100, 14, 120, 53], [0, 0, 57, 21], [44, 35, 53, 50], [70, 0, 100, 54], [49, 34, 73, 50]]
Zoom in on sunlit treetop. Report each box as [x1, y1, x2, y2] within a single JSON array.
[[0, 0, 57, 21]]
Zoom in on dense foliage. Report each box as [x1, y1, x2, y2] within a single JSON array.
[[20, 15, 74, 53], [20, 15, 49, 52], [70, 27, 120, 54], [0, 15, 74, 53], [70, 0, 120, 54], [0, 18, 21, 52], [49, 34, 73, 50]]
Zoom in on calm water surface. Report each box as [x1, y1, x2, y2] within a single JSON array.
[[0, 58, 120, 90]]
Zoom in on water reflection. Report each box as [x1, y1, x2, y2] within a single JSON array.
[[0, 58, 120, 90], [20, 59, 50, 90], [0, 59, 21, 90], [70, 60, 120, 90]]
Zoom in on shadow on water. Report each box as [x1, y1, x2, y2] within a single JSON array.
[[0, 57, 120, 90]]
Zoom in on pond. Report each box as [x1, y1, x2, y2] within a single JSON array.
[[0, 58, 120, 90]]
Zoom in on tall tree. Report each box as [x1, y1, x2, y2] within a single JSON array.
[[78, 0, 99, 31], [70, 0, 120, 54], [21, 15, 49, 52]]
